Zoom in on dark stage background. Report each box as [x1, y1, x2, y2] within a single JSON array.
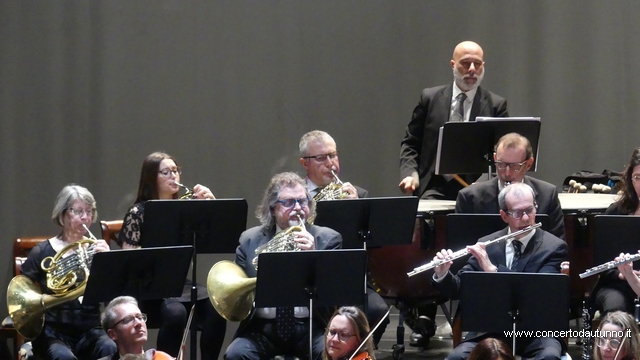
[[1, 1, 638, 355]]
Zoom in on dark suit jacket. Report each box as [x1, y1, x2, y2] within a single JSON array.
[[455, 176, 566, 240], [432, 228, 567, 300], [234, 223, 342, 336], [400, 84, 509, 198], [432, 228, 568, 350]]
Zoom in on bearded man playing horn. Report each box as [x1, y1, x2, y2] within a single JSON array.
[[19, 184, 116, 360], [224, 172, 342, 360]]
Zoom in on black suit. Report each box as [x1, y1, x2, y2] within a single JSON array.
[[400, 84, 509, 199], [432, 228, 568, 360], [455, 176, 566, 240], [224, 224, 341, 360]]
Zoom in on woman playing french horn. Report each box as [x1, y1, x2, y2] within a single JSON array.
[[118, 152, 224, 360], [20, 184, 116, 360]]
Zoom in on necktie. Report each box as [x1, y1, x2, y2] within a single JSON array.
[[276, 306, 296, 340], [450, 92, 467, 122], [511, 240, 523, 270]]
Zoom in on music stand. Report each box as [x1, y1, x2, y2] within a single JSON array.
[[83, 246, 194, 304], [460, 272, 569, 353], [255, 249, 367, 360], [141, 199, 248, 360], [435, 118, 541, 178], [594, 215, 640, 269], [314, 196, 419, 249], [445, 214, 550, 275]]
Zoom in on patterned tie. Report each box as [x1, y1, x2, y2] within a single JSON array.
[[511, 240, 523, 270], [450, 92, 467, 122], [276, 306, 296, 340]]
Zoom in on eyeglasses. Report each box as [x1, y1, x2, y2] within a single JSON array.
[[326, 328, 356, 342], [275, 198, 310, 208], [111, 313, 147, 329], [632, 175, 640, 183], [495, 161, 528, 172], [505, 206, 537, 219], [158, 167, 182, 177], [67, 208, 94, 217], [303, 151, 339, 163], [597, 337, 621, 350]]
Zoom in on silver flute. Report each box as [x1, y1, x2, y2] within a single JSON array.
[[407, 223, 542, 277], [579, 253, 640, 279]]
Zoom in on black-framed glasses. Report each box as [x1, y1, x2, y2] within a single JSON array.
[[495, 161, 527, 172], [597, 337, 621, 349], [505, 206, 537, 219], [303, 151, 339, 163], [274, 198, 310, 208], [111, 313, 147, 329], [326, 328, 356, 342], [158, 167, 182, 177], [67, 208, 94, 217]]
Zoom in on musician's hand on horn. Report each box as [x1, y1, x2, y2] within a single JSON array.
[[434, 249, 454, 279], [294, 230, 316, 251], [192, 184, 215, 199], [93, 239, 111, 253], [341, 182, 358, 199], [399, 176, 419, 194], [467, 243, 497, 273]]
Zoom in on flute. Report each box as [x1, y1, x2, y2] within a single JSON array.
[[579, 253, 640, 279], [407, 223, 542, 277]]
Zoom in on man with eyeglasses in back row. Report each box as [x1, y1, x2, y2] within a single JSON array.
[[99, 296, 180, 360], [224, 172, 342, 360], [455, 132, 566, 240]]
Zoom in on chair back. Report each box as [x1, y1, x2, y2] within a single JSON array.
[[101, 220, 123, 247]]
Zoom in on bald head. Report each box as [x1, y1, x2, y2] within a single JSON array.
[[451, 41, 485, 91]]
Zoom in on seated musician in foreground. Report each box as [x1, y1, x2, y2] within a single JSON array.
[[433, 183, 568, 360], [224, 172, 342, 360], [299, 130, 367, 199], [591, 147, 640, 316], [455, 132, 565, 240], [323, 307, 376, 360], [299, 130, 389, 345], [99, 296, 181, 360], [20, 184, 116, 360], [118, 151, 224, 360], [593, 311, 640, 360], [468, 338, 514, 360]]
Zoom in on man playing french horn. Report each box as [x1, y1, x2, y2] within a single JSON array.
[[224, 172, 342, 360], [299, 130, 367, 200]]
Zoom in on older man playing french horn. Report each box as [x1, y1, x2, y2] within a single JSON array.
[[224, 172, 342, 360]]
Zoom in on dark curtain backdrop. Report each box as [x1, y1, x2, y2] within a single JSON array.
[[2, 0, 639, 346]]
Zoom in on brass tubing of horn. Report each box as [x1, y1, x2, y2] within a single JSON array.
[[206, 260, 256, 322]]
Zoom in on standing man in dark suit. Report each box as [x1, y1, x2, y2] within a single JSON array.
[[400, 40, 509, 200], [224, 172, 342, 360], [455, 132, 566, 240], [299, 130, 367, 199], [298, 130, 390, 345], [432, 183, 567, 360]]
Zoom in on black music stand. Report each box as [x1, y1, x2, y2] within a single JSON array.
[[435, 118, 541, 178], [594, 215, 640, 269], [255, 249, 367, 360], [141, 199, 248, 360], [314, 196, 419, 249], [460, 272, 569, 353], [446, 214, 550, 275], [83, 246, 194, 304]]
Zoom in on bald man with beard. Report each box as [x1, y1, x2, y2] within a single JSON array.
[[400, 40, 509, 201]]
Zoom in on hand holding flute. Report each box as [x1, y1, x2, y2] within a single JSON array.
[[433, 242, 497, 279]]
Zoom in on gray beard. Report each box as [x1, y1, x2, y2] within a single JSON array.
[[453, 67, 485, 91]]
